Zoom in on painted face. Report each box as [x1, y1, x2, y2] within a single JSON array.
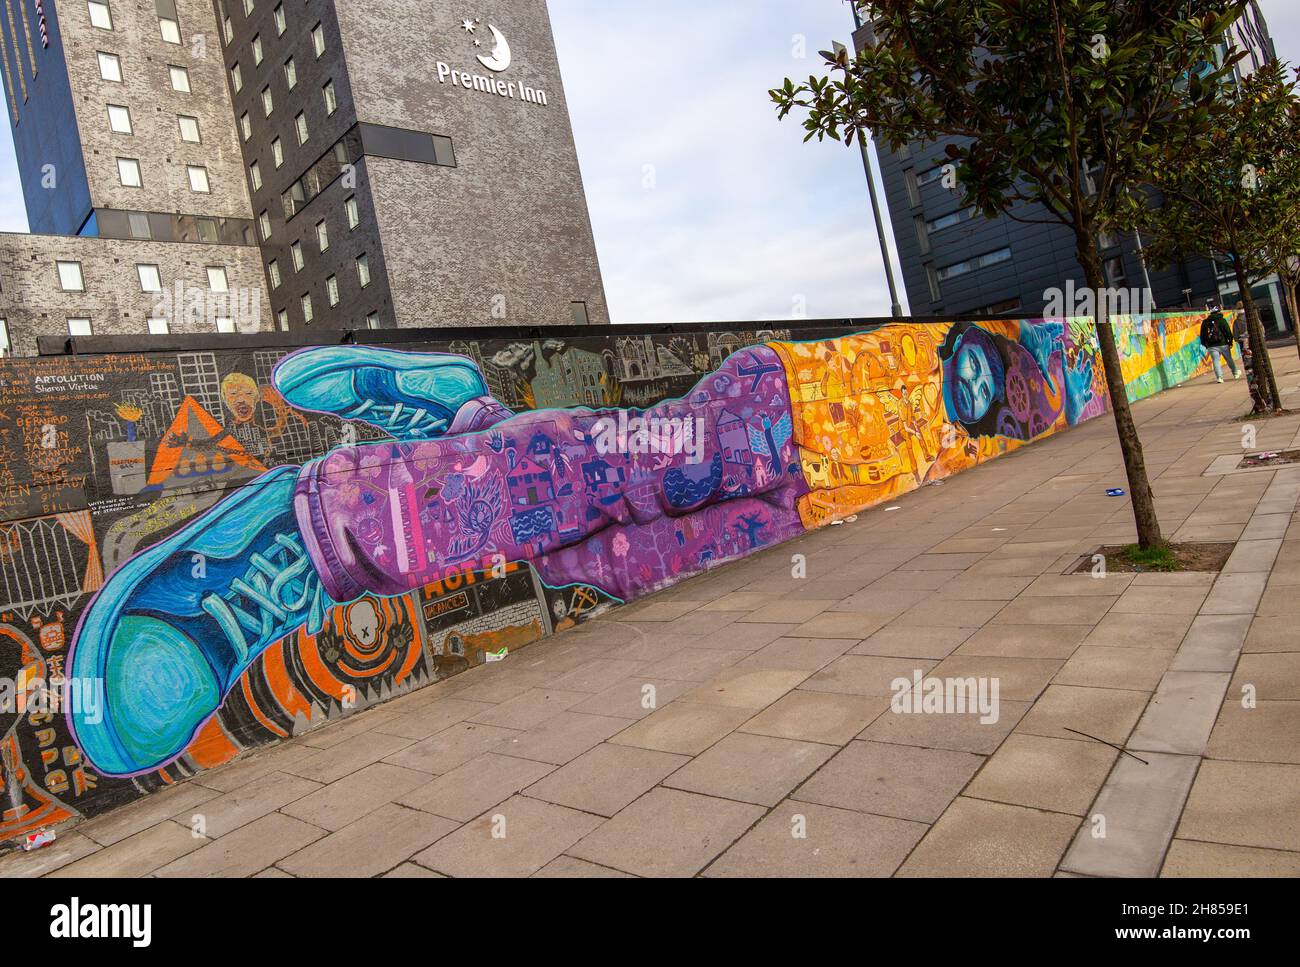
[[954, 342, 996, 423]]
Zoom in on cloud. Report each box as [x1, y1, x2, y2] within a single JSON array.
[[551, 0, 903, 322]]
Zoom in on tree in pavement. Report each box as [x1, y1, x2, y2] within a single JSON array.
[[772, 0, 1249, 549], [1139, 59, 1300, 411]]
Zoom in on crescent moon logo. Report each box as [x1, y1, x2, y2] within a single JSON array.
[[476, 24, 512, 72]]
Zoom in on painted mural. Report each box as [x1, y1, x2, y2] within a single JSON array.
[[0, 314, 1239, 842]]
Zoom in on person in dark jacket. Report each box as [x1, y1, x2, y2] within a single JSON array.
[[1200, 303, 1240, 382]]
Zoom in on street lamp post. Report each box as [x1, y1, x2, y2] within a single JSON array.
[[838, 11, 904, 318]]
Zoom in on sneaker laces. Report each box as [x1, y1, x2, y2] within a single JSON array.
[[343, 400, 449, 440], [201, 532, 330, 662]]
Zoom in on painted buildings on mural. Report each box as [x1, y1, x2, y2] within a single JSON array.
[[0, 0, 607, 355], [860, 5, 1293, 334], [0, 313, 1232, 843]]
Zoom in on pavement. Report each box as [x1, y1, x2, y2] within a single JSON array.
[[6, 347, 1300, 879]]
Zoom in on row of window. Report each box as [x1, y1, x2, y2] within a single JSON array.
[[105, 103, 202, 144], [112, 157, 211, 193], [54, 259, 232, 293], [96, 51, 192, 94], [87, 1, 181, 43], [273, 309, 383, 332]]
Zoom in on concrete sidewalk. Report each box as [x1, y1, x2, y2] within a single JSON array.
[[7, 349, 1300, 878]]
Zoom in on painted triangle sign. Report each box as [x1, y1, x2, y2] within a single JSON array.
[[146, 396, 266, 490]]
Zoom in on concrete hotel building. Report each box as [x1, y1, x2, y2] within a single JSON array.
[[0, 0, 607, 356]]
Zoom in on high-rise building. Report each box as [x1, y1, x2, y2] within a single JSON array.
[[860, 3, 1291, 333], [0, 0, 607, 355]]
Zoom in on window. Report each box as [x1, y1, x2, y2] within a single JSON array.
[[128, 212, 151, 238], [56, 261, 85, 291], [904, 169, 921, 207], [926, 265, 942, 303], [136, 264, 162, 292], [249, 161, 262, 191], [159, 16, 181, 45], [271, 137, 284, 168], [301, 293, 313, 323], [914, 216, 930, 255], [277, 309, 289, 331], [356, 254, 371, 288], [68, 318, 93, 337], [87, 1, 112, 30], [0, 319, 9, 357], [274, 5, 286, 36], [206, 266, 229, 292], [178, 115, 201, 142], [117, 157, 142, 186], [242, 0, 254, 15], [312, 23, 325, 57], [284, 58, 297, 89], [187, 165, 211, 193], [927, 207, 977, 234], [197, 218, 219, 243], [295, 112, 309, 145], [148, 318, 170, 335], [107, 104, 132, 133], [936, 247, 1012, 282], [291, 241, 304, 271], [222, 14, 233, 45], [261, 86, 273, 117], [571, 302, 590, 326], [315, 220, 329, 252], [97, 52, 122, 82], [916, 165, 945, 188], [268, 259, 282, 288], [327, 275, 340, 307], [345, 196, 360, 229], [251, 35, 263, 66], [230, 63, 243, 92], [323, 80, 337, 115], [258, 210, 271, 240], [1105, 256, 1128, 287], [169, 65, 191, 92], [216, 317, 236, 333], [366, 312, 380, 330]]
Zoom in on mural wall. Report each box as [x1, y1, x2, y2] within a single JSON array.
[[0, 312, 1234, 842]]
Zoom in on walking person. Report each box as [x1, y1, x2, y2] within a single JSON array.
[[1200, 301, 1240, 382]]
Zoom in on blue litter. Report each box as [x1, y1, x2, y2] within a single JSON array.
[[1106, 489, 1126, 497]]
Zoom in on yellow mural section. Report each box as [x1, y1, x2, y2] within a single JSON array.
[[769, 322, 1057, 529]]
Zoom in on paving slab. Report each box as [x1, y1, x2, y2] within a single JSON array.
[[742, 690, 888, 746], [155, 813, 326, 878], [398, 752, 556, 822], [965, 733, 1116, 816], [279, 804, 457, 878], [1161, 839, 1300, 877], [1013, 684, 1149, 746], [1177, 760, 1300, 852], [524, 744, 688, 816], [665, 732, 837, 807], [414, 795, 602, 877], [707, 801, 927, 878], [896, 798, 1080, 877], [569, 787, 765, 877], [793, 740, 982, 823], [1128, 671, 1231, 756]]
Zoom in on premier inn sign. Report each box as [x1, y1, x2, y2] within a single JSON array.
[[435, 17, 550, 107]]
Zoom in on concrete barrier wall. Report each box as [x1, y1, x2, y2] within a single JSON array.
[[0, 312, 1232, 843]]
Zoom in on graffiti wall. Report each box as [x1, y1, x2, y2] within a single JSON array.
[[0, 313, 1235, 842]]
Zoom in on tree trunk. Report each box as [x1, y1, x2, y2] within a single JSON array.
[[1079, 247, 1163, 549], [1232, 258, 1283, 412]]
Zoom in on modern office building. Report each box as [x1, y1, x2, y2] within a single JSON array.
[[860, 2, 1291, 334], [0, 0, 607, 354]]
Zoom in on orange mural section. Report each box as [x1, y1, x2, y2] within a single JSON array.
[[770, 322, 1068, 528]]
